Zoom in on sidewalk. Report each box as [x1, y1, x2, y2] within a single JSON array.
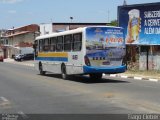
[[4, 58, 14, 62], [106, 70, 160, 82], [3, 58, 34, 67]]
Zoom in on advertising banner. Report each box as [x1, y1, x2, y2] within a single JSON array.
[[86, 27, 125, 67], [118, 3, 160, 45]]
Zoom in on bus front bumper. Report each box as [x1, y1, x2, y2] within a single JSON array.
[[83, 65, 126, 74]]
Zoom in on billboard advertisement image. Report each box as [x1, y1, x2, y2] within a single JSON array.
[[118, 3, 160, 45]]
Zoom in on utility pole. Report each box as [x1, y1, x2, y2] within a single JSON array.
[[123, 0, 127, 6], [70, 17, 73, 23], [107, 10, 110, 23], [69, 17, 73, 30]]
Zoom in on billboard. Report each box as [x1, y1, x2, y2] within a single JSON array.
[[118, 2, 160, 45]]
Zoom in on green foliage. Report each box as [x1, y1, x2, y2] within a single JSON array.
[[110, 20, 118, 26]]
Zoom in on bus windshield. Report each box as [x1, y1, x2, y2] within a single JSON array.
[[85, 27, 125, 67]]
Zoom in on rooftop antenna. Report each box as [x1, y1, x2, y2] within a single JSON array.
[[69, 17, 73, 30]]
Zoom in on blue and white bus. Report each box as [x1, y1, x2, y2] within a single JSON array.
[[34, 26, 126, 80]]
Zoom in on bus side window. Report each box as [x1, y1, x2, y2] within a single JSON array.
[[56, 36, 63, 52], [73, 33, 82, 51], [39, 39, 43, 52], [43, 38, 50, 52], [64, 35, 72, 51], [50, 37, 56, 52]]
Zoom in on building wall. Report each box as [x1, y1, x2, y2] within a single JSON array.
[[6, 32, 35, 58], [39, 22, 109, 35], [52, 23, 108, 32], [7, 33, 35, 46], [139, 46, 160, 70], [40, 23, 52, 35], [139, 53, 160, 70], [14, 24, 39, 33]]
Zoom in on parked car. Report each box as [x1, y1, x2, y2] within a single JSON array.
[[14, 53, 34, 61], [0, 56, 3, 62]]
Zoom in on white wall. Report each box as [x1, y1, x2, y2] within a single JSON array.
[[139, 52, 160, 70], [40, 23, 53, 36]]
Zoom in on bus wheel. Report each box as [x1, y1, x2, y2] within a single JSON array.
[[89, 73, 102, 80], [39, 63, 46, 75], [61, 64, 68, 80]]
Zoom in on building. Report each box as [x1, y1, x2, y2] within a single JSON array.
[[3, 24, 39, 58], [40, 22, 109, 35], [2, 23, 109, 58]]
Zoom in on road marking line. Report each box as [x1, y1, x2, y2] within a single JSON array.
[[0, 97, 11, 108], [18, 111, 28, 119], [134, 77, 143, 80], [110, 74, 117, 77], [149, 79, 158, 82], [28, 64, 34, 67], [121, 75, 128, 78], [0, 97, 9, 102]]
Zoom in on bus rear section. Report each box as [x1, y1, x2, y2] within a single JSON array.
[[84, 27, 126, 79]]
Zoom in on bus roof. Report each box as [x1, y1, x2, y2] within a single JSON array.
[[36, 26, 123, 40]]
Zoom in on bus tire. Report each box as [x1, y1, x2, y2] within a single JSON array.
[[61, 64, 68, 80], [89, 73, 102, 80], [39, 63, 46, 75]]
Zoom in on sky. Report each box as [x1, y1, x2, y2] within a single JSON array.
[[0, 0, 160, 29]]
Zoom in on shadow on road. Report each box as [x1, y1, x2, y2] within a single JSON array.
[[39, 73, 130, 84]]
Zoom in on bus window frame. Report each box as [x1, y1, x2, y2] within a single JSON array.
[[50, 37, 57, 52], [39, 39, 44, 52], [72, 33, 82, 51], [56, 36, 64, 52], [43, 38, 50, 52], [64, 34, 72, 52]]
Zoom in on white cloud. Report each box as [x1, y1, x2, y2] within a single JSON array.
[[0, 0, 24, 4]]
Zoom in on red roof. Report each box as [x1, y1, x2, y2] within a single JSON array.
[[5, 31, 31, 38]]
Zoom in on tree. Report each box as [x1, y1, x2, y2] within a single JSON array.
[[110, 20, 118, 26]]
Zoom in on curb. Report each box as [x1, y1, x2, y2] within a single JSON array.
[[4, 61, 160, 83], [23, 63, 34, 67], [15, 63, 34, 67], [4, 59, 14, 62], [4, 60, 34, 67], [104, 74, 159, 82]]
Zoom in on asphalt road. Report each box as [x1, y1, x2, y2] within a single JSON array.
[[0, 62, 160, 114]]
